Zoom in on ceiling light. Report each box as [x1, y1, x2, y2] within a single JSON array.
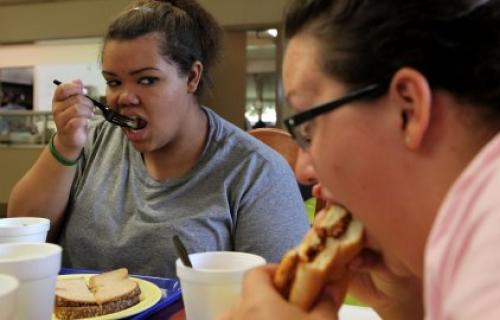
[[266, 28, 278, 38]]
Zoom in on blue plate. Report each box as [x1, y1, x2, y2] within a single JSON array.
[[59, 267, 182, 320]]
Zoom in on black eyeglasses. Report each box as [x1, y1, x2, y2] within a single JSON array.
[[284, 82, 388, 150]]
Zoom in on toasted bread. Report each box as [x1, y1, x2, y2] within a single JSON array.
[[89, 268, 128, 288], [54, 268, 141, 320]]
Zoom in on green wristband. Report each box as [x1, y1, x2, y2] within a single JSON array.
[[48, 133, 81, 166]]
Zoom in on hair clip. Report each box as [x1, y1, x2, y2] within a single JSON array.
[[131, 6, 155, 12]]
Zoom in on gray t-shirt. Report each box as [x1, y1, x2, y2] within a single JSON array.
[[59, 107, 309, 277]]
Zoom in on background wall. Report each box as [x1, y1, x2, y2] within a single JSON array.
[[0, 0, 290, 119], [201, 30, 247, 128], [0, 147, 43, 203], [0, 38, 104, 110], [0, 0, 290, 43]]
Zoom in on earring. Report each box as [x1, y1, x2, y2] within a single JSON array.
[[405, 134, 411, 145]]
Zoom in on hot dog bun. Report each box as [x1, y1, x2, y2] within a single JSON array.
[[273, 205, 364, 311]]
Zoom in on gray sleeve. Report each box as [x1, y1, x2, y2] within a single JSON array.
[[233, 155, 309, 263], [69, 119, 107, 199]]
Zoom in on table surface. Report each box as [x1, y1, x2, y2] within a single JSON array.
[[150, 300, 382, 320], [148, 299, 186, 320], [147, 299, 185, 320]]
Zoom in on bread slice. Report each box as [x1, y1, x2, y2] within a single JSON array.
[[93, 278, 140, 305], [54, 291, 141, 320], [55, 277, 96, 306], [88, 268, 138, 305], [54, 268, 141, 320], [89, 268, 128, 288]]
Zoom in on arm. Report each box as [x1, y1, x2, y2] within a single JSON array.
[[233, 157, 309, 263], [7, 80, 94, 241]]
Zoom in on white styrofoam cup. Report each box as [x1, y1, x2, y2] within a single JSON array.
[[0, 217, 50, 243], [176, 251, 266, 320], [0, 273, 19, 320], [0, 242, 62, 320]]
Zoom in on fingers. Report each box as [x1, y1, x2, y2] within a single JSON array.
[[224, 263, 342, 320], [51, 80, 94, 152], [346, 248, 423, 316], [349, 249, 400, 280], [240, 264, 277, 297], [53, 81, 94, 119], [222, 264, 297, 320], [217, 298, 242, 320], [308, 274, 348, 319], [217, 310, 231, 320], [347, 249, 389, 301], [310, 297, 340, 320], [53, 80, 84, 103], [54, 95, 94, 132]]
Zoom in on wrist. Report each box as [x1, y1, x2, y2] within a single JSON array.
[[49, 133, 82, 166]]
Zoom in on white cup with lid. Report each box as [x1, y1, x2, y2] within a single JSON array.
[[0, 273, 19, 320], [0, 217, 50, 243]]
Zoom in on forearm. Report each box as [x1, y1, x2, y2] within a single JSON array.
[[10, 80, 94, 240], [8, 147, 77, 239]]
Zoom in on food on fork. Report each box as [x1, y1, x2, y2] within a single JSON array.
[[273, 205, 364, 311], [54, 268, 141, 320]]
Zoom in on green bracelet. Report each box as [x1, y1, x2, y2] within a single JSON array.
[[48, 133, 81, 166]]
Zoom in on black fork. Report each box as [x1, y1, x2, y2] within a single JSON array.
[[53, 79, 144, 130]]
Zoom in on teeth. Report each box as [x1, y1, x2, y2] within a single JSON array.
[[131, 117, 147, 130]]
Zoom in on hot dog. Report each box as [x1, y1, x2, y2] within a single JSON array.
[[273, 205, 364, 311]]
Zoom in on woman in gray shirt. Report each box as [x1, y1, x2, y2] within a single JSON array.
[[8, 0, 308, 277]]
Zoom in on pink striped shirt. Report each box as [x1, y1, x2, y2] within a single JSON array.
[[425, 132, 500, 319]]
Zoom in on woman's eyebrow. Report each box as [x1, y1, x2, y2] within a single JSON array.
[[102, 70, 116, 77], [101, 67, 160, 77], [129, 67, 161, 75]]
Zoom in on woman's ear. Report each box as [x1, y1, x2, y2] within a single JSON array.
[[187, 61, 204, 94], [389, 68, 432, 150]]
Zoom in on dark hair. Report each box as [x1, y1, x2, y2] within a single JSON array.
[[284, 0, 500, 120], [104, 0, 222, 97]]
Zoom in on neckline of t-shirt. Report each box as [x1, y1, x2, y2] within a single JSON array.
[[131, 106, 218, 188]]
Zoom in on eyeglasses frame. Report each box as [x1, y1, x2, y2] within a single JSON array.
[[283, 82, 388, 149]]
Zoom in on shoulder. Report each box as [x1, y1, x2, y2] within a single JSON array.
[[426, 133, 500, 318], [204, 107, 292, 173]]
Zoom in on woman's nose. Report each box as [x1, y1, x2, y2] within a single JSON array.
[[294, 149, 317, 186], [116, 90, 140, 106]]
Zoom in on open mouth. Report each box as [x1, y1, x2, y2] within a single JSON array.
[[129, 116, 148, 130]]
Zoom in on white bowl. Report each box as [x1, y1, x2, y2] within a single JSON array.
[[0, 274, 18, 320], [0, 217, 50, 243]]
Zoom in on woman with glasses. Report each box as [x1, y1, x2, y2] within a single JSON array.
[[7, 0, 309, 278], [222, 0, 500, 319]]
